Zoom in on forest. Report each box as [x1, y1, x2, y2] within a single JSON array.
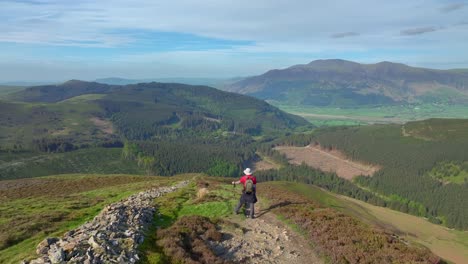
[[311, 120, 468, 229]]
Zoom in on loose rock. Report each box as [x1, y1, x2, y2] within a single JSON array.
[[24, 181, 189, 264]]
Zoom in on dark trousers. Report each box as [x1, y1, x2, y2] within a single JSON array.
[[234, 197, 255, 218]]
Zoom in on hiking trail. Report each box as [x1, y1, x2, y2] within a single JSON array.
[[25, 180, 322, 264], [210, 203, 323, 264]]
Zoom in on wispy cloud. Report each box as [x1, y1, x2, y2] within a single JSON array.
[[400, 27, 437, 36], [0, 0, 468, 80], [440, 3, 465, 13], [330, 32, 360, 39]]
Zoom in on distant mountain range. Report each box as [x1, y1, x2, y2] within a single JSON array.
[[94, 77, 241, 89], [225, 59, 468, 107]]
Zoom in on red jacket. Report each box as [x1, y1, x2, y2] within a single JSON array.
[[239, 175, 257, 189]]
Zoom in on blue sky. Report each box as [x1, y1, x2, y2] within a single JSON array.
[[0, 0, 467, 81]]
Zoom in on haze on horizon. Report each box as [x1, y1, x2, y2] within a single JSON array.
[[1, 0, 468, 82]]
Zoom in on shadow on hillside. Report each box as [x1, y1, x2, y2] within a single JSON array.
[[256, 201, 306, 218]]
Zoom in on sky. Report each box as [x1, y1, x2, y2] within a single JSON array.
[[0, 0, 467, 82]]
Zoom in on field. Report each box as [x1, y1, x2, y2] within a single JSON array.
[[275, 145, 379, 179], [271, 102, 468, 127], [277, 182, 468, 264], [0, 174, 185, 264]]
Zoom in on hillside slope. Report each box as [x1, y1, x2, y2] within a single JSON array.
[[6, 80, 308, 143], [226, 59, 468, 107], [1, 175, 444, 264], [311, 118, 468, 230]]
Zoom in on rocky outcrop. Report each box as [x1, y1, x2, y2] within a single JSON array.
[[24, 181, 189, 264]]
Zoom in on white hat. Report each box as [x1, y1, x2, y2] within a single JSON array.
[[243, 168, 253, 175]]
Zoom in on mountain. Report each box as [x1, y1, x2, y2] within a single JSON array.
[[7, 80, 308, 141], [95, 77, 240, 89], [226, 59, 468, 107]]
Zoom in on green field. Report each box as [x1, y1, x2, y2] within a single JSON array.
[[271, 102, 468, 126], [275, 182, 468, 264], [427, 161, 468, 184]]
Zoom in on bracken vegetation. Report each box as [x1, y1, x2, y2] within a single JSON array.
[[260, 182, 442, 264]]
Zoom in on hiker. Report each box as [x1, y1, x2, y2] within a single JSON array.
[[232, 168, 257, 218]]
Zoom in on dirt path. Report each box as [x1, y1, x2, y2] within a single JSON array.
[[211, 204, 323, 264]]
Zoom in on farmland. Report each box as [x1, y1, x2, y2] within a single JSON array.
[[271, 102, 468, 127]]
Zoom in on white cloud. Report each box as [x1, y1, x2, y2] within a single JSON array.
[[1, 0, 466, 47], [1, 0, 468, 80]]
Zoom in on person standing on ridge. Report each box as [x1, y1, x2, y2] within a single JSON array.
[[232, 168, 257, 218]]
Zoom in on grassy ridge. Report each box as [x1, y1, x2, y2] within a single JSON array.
[[139, 176, 239, 263], [0, 174, 183, 264], [1, 175, 458, 263], [144, 177, 443, 263]]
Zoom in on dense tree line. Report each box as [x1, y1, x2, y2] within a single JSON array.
[[312, 124, 468, 229], [256, 164, 388, 206], [122, 136, 256, 177]]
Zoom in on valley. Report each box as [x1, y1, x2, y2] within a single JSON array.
[[1, 79, 467, 263], [3, 1, 468, 263], [270, 102, 468, 127]]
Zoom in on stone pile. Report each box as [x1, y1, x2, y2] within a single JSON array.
[[24, 181, 189, 264]]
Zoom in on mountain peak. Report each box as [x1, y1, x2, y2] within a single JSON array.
[[308, 59, 356, 65], [226, 59, 468, 106]]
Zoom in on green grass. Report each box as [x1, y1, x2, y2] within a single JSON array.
[[427, 161, 468, 184], [139, 176, 240, 263], [0, 174, 180, 264]]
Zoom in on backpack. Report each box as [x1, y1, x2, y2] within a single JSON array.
[[245, 177, 254, 194]]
